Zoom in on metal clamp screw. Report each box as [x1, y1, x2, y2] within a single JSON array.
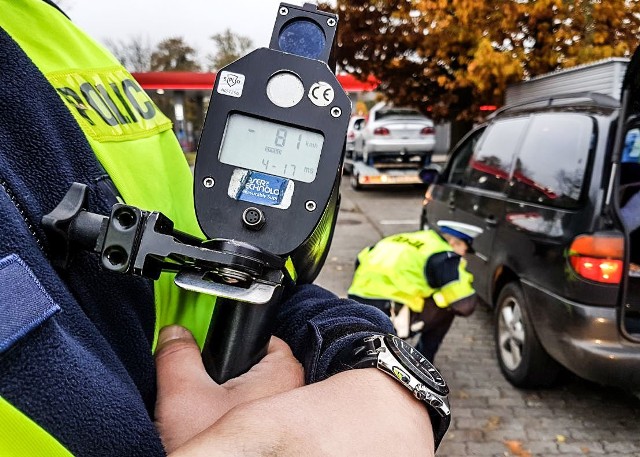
[[217, 267, 251, 285], [203, 177, 215, 188], [305, 200, 317, 212], [279, 6, 289, 15], [330, 107, 342, 118], [327, 18, 337, 27]]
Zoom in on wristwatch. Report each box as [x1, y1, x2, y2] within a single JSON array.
[[331, 333, 451, 449]]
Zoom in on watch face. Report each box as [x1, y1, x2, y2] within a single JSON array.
[[386, 335, 449, 396]]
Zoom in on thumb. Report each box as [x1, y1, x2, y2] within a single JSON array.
[[154, 326, 229, 452], [155, 325, 213, 396]]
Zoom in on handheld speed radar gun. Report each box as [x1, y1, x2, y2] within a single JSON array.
[[42, 3, 351, 383], [195, 2, 349, 284]]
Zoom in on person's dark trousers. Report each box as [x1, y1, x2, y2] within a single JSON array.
[[419, 301, 455, 362], [348, 294, 428, 353]]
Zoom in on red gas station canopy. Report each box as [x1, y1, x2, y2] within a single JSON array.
[[131, 72, 379, 93]]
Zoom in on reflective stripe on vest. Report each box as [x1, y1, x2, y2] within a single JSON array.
[[0, 397, 73, 457], [431, 257, 475, 308], [1, 0, 215, 349], [348, 230, 473, 312]]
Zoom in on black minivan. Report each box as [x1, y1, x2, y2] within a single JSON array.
[[420, 53, 640, 390]]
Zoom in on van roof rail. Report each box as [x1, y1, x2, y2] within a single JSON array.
[[489, 91, 619, 119]]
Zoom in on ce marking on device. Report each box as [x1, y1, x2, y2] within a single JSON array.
[[308, 81, 334, 107]]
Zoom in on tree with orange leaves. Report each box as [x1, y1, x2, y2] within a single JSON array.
[[326, 0, 640, 122]]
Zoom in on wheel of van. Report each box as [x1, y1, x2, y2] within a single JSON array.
[[494, 282, 562, 388]]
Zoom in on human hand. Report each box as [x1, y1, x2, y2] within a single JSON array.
[[154, 325, 304, 453], [169, 368, 435, 457]]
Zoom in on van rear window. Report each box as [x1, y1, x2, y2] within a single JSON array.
[[509, 113, 594, 208]]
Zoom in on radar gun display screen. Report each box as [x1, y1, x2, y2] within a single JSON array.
[[218, 114, 324, 183]]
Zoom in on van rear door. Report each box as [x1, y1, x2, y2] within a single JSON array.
[[610, 45, 640, 342]]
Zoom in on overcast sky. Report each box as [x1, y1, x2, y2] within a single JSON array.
[[63, 0, 326, 61]]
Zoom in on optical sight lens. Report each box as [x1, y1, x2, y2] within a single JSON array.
[[278, 19, 326, 60]]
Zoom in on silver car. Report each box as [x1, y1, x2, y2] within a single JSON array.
[[354, 106, 436, 166], [344, 115, 365, 159]]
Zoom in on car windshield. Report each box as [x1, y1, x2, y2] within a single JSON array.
[[375, 109, 424, 120]]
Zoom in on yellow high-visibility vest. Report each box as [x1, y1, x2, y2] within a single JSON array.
[[348, 230, 475, 312]]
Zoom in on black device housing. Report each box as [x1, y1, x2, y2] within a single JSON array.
[[194, 56, 350, 282]]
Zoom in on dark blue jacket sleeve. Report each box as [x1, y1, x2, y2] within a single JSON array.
[[274, 283, 394, 383]]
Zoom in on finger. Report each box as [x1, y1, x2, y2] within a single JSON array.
[[155, 325, 214, 396], [223, 336, 304, 398], [266, 335, 295, 357], [154, 326, 229, 452]]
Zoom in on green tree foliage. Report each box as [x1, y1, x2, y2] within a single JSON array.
[[150, 37, 201, 71], [146, 37, 202, 141], [102, 35, 205, 146], [328, 0, 640, 121], [207, 29, 254, 71]]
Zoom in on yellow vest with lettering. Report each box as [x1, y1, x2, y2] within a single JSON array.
[[1, 0, 215, 349], [348, 230, 475, 312]]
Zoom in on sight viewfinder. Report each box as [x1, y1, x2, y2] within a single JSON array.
[[278, 20, 326, 60], [270, 3, 336, 64]]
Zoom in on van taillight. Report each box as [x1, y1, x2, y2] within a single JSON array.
[[569, 233, 624, 284]]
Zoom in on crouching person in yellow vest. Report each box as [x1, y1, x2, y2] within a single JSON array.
[[348, 221, 483, 362]]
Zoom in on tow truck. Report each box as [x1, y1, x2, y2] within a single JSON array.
[[344, 152, 444, 190]]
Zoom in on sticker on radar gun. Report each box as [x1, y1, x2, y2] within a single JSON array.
[[217, 71, 246, 98], [229, 170, 293, 209], [308, 81, 334, 106]]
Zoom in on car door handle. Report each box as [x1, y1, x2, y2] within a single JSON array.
[[485, 216, 497, 226]]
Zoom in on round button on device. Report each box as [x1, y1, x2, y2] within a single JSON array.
[[266, 71, 304, 108]]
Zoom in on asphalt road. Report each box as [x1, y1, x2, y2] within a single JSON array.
[[315, 179, 640, 457]]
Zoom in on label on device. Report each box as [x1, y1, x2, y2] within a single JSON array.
[[217, 71, 246, 98], [229, 170, 294, 209]]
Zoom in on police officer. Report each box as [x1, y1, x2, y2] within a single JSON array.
[[348, 220, 482, 361]]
